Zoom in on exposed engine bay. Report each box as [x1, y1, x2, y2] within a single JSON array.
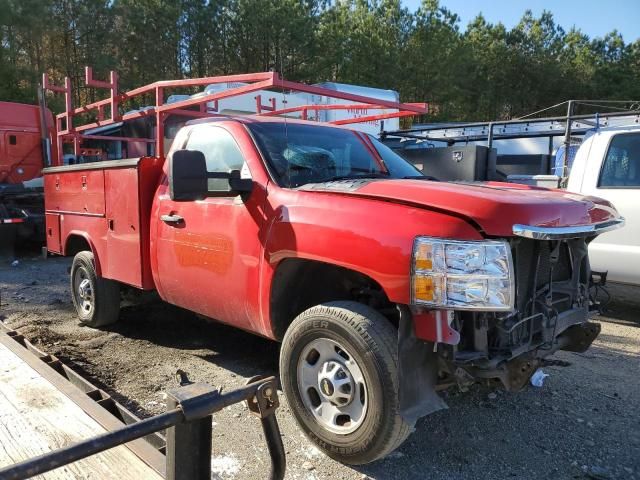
[[441, 236, 601, 391]]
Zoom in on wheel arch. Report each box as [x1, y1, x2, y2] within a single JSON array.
[[269, 257, 398, 341], [64, 232, 102, 275]]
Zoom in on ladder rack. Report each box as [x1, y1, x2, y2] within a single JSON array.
[[42, 67, 428, 166], [382, 100, 640, 184], [384, 102, 640, 145]]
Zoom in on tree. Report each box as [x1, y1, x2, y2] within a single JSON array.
[[399, 0, 466, 119], [463, 14, 511, 119], [0, 0, 638, 121], [224, 0, 321, 80]]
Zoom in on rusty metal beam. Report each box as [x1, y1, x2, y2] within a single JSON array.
[[155, 79, 274, 113]]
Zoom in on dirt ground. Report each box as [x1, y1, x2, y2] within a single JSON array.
[[0, 253, 638, 480]]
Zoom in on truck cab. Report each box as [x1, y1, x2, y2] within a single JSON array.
[[0, 102, 51, 185], [567, 125, 640, 285]]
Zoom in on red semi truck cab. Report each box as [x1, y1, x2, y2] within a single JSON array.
[[43, 115, 624, 464], [0, 101, 55, 184], [0, 101, 56, 253]]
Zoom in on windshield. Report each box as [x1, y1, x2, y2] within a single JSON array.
[[247, 122, 422, 187]]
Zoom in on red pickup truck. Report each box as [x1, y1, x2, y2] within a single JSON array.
[[44, 116, 623, 464]]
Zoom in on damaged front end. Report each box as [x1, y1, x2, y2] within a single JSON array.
[[398, 220, 623, 423], [442, 235, 601, 392]]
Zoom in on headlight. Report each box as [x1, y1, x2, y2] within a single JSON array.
[[411, 237, 514, 311]]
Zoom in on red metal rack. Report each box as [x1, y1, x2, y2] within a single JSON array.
[[43, 67, 428, 166]]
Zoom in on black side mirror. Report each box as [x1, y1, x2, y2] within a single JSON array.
[[169, 150, 208, 201], [206, 169, 253, 197], [229, 170, 253, 194]]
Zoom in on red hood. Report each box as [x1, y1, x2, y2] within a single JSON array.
[[308, 180, 620, 237]]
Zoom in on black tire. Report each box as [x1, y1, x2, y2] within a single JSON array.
[[279, 301, 411, 465], [70, 251, 120, 327]]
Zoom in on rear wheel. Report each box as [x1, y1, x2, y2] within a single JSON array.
[[279, 301, 411, 465], [70, 251, 120, 327]]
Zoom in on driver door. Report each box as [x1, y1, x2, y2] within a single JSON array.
[[154, 124, 266, 332]]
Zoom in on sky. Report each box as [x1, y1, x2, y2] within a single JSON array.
[[403, 0, 640, 42]]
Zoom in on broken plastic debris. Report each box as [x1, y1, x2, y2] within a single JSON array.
[[530, 369, 549, 387]]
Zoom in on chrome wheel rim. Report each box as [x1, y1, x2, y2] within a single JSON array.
[[297, 338, 368, 434], [74, 268, 94, 316]]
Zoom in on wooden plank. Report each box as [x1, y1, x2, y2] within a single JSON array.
[[0, 333, 165, 476], [0, 343, 163, 479]]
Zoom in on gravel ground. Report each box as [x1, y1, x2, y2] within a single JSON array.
[[0, 254, 638, 480]]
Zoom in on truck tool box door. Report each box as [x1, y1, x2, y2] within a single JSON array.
[[105, 166, 143, 287], [44, 169, 106, 215], [154, 125, 266, 332], [45, 213, 61, 254]]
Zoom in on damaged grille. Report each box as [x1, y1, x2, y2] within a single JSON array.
[[494, 237, 590, 353], [514, 239, 575, 313], [452, 237, 592, 365]]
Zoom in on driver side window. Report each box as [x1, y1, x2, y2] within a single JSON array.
[[185, 126, 246, 191]]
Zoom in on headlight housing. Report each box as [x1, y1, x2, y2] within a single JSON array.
[[411, 237, 515, 311]]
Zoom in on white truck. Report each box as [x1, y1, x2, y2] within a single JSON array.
[[567, 125, 639, 285]]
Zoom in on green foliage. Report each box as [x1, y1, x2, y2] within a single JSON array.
[[0, 0, 638, 120]]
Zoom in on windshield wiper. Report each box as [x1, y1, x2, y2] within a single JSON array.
[[402, 175, 439, 181]]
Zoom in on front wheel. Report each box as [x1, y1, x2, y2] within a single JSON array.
[[70, 251, 121, 328], [279, 301, 411, 465]]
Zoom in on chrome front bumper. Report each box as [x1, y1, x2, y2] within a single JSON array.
[[512, 218, 625, 240]]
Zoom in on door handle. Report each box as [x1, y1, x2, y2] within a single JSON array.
[[161, 214, 184, 225]]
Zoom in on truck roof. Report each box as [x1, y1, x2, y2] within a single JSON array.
[[0, 101, 45, 130], [185, 114, 359, 131]]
